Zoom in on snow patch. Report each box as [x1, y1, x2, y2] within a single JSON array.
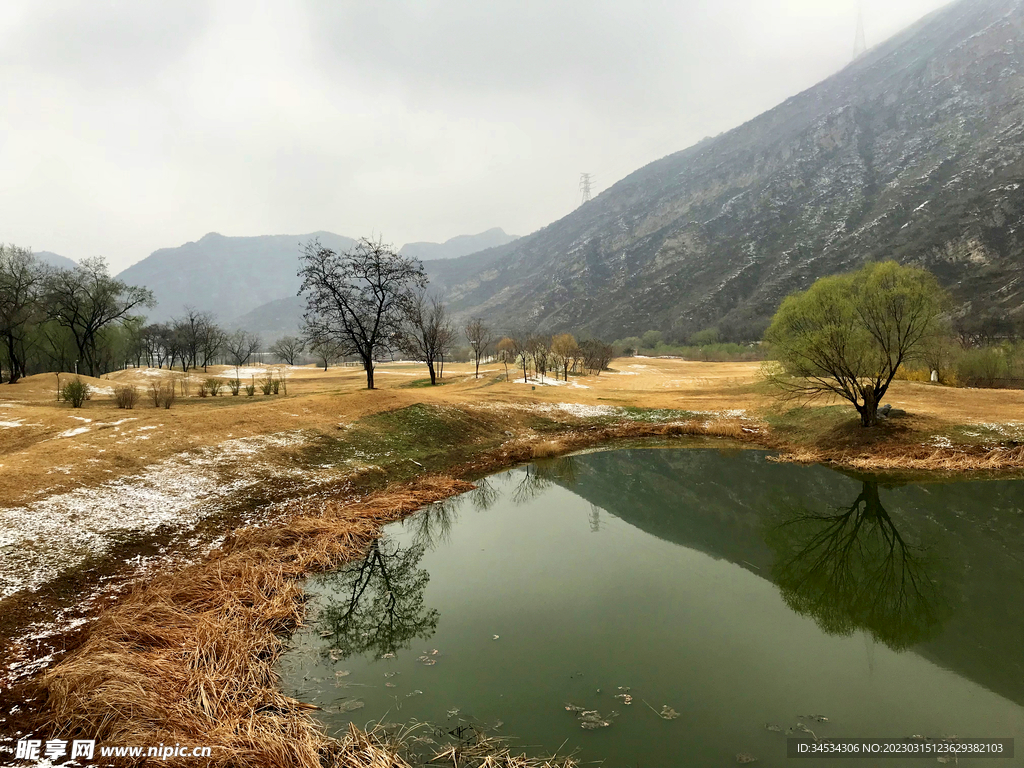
[[0, 431, 311, 598], [56, 426, 91, 438]]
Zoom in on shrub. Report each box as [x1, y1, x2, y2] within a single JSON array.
[[197, 381, 208, 397], [149, 381, 176, 408], [271, 376, 280, 395], [205, 377, 223, 396], [956, 347, 1008, 388], [245, 377, 255, 397], [61, 378, 89, 408], [228, 378, 241, 396], [114, 384, 139, 409], [259, 373, 274, 395]]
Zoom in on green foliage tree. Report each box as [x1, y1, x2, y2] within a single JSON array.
[[641, 329, 663, 349], [45, 257, 155, 377], [764, 261, 948, 427]]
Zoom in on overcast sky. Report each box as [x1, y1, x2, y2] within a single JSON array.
[[1, 0, 951, 272]]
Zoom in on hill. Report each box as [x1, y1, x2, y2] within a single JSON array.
[[439, 0, 1024, 340], [35, 251, 77, 270], [230, 240, 515, 338], [115, 231, 355, 323], [399, 228, 519, 261]]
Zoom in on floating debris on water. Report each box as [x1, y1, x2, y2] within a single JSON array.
[[319, 630, 332, 638], [447, 708, 460, 719], [328, 649, 344, 661], [492, 635, 500, 640], [736, 753, 758, 764], [564, 703, 585, 713], [614, 693, 633, 705], [384, 672, 398, 678], [658, 705, 680, 720], [335, 670, 350, 678], [336, 699, 365, 713], [405, 690, 423, 698], [765, 723, 782, 732], [417, 655, 437, 666], [380, 652, 396, 659], [385, 682, 397, 688], [799, 714, 829, 723], [492, 720, 504, 731]]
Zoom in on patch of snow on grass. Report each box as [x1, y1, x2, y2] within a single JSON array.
[[0, 419, 26, 428], [0, 431, 311, 599], [56, 426, 91, 438], [217, 367, 272, 378]]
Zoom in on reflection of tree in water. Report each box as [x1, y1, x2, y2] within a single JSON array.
[[767, 480, 949, 651], [315, 537, 439, 660], [468, 477, 499, 511], [511, 456, 579, 504], [404, 499, 459, 548]]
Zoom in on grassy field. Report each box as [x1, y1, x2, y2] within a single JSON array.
[[2, 357, 1023, 766]]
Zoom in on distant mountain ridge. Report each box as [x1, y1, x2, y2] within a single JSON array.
[[115, 231, 356, 323], [399, 228, 519, 261], [432, 0, 1024, 340], [34, 251, 78, 270]]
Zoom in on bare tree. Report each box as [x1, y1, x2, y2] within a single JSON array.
[[0, 245, 46, 383], [299, 237, 426, 390], [270, 335, 305, 365], [579, 338, 613, 375], [496, 337, 516, 381], [401, 292, 453, 385], [308, 331, 341, 371], [45, 258, 154, 377], [464, 317, 493, 379], [225, 330, 262, 369], [550, 333, 580, 381]]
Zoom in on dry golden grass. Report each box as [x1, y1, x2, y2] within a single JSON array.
[[8, 358, 1024, 766], [39, 475, 475, 768]]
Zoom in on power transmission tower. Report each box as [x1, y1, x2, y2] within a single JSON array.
[[579, 173, 594, 206], [853, 2, 867, 60]]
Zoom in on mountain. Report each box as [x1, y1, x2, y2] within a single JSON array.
[[116, 231, 355, 323], [35, 251, 77, 270], [230, 241, 516, 339], [399, 228, 519, 261], [439, 0, 1024, 340]]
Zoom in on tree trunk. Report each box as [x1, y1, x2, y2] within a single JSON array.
[[474, 356, 480, 379], [859, 387, 878, 427], [364, 359, 375, 389], [427, 360, 437, 385]]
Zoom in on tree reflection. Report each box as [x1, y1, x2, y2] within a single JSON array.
[[404, 499, 459, 548], [315, 536, 439, 659], [511, 456, 579, 504], [767, 480, 949, 651]]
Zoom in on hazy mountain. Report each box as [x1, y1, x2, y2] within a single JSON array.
[[116, 231, 355, 323], [34, 251, 78, 270], [438, 0, 1024, 340], [230, 241, 515, 339], [399, 228, 519, 261]]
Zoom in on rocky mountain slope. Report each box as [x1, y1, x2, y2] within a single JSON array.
[[441, 0, 1024, 340]]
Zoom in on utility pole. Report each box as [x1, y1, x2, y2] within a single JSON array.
[[579, 173, 594, 206], [853, 2, 867, 60]]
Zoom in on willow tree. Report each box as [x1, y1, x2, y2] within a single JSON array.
[[765, 261, 948, 427]]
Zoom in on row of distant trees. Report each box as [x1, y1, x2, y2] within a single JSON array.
[[297, 237, 617, 389], [0, 244, 342, 383]]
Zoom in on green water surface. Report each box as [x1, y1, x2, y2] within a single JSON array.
[[279, 448, 1024, 766]]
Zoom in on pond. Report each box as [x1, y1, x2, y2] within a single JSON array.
[[279, 447, 1024, 766]]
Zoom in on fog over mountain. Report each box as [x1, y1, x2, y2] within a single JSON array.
[[435, 0, 1024, 340], [2, 0, 949, 272]]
